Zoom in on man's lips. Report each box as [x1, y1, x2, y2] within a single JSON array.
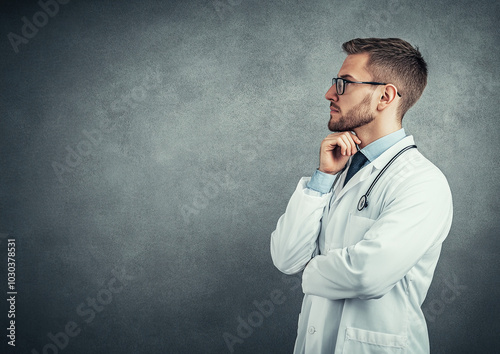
[[330, 104, 340, 113]]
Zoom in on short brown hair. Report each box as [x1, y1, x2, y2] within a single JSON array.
[[342, 38, 427, 119]]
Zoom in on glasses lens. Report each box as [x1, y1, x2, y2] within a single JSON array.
[[336, 78, 344, 95]]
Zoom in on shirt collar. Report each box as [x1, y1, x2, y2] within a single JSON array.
[[359, 128, 406, 162]]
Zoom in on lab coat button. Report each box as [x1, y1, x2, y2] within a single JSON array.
[[308, 326, 316, 334]]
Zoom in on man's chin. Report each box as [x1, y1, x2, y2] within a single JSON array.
[[328, 118, 346, 132], [328, 124, 346, 132]]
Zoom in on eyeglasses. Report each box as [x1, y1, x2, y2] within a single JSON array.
[[332, 77, 402, 97]]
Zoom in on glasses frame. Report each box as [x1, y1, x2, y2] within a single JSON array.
[[332, 77, 402, 97]]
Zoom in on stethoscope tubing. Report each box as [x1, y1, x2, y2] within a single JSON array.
[[357, 144, 417, 211]]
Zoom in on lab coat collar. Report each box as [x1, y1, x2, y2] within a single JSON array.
[[372, 135, 415, 170], [333, 135, 416, 202]]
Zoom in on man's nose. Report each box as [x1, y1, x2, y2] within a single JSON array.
[[325, 85, 339, 102]]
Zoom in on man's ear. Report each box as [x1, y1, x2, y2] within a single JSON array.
[[377, 85, 398, 111]]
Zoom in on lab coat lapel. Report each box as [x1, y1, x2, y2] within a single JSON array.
[[333, 164, 374, 202]]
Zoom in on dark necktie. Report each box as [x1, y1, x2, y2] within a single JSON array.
[[344, 151, 368, 186]]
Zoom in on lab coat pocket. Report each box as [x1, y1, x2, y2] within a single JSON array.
[[343, 327, 407, 353], [344, 214, 376, 246]]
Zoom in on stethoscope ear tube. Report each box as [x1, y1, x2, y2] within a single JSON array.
[[357, 145, 417, 211]]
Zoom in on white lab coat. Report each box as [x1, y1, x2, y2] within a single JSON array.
[[271, 136, 453, 353]]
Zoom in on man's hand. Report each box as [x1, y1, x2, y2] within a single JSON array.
[[318, 132, 361, 175]]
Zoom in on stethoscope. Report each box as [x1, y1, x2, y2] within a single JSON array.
[[331, 145, 417, 211]]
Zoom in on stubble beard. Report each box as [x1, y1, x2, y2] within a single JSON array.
[[328, 94, 375, 132]]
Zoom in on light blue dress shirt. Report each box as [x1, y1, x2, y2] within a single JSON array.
[[307, 128, 406, 194]]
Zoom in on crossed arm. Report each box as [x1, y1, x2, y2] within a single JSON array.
[[270, 170, 453, 301]]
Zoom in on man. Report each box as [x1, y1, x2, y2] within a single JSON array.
[[270, 38, 453, 353]]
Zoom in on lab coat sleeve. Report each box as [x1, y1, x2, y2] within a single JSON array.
[[302, 169, 453, 300], [270, 177, 333, 275]]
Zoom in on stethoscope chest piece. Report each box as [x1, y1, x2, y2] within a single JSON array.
[[357, 195, 368, 211]]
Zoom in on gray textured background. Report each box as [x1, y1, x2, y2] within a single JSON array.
[[1, 0, 499, 353]]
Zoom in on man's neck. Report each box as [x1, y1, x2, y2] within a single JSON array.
[[353, 118, 402, 149]]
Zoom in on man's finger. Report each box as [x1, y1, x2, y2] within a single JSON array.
[[350, 132, 362, 145], [342, 133, 358, 156], [339, 134, 351, 156]]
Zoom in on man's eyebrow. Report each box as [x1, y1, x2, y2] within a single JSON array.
[[339, 74, 357, 81]]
